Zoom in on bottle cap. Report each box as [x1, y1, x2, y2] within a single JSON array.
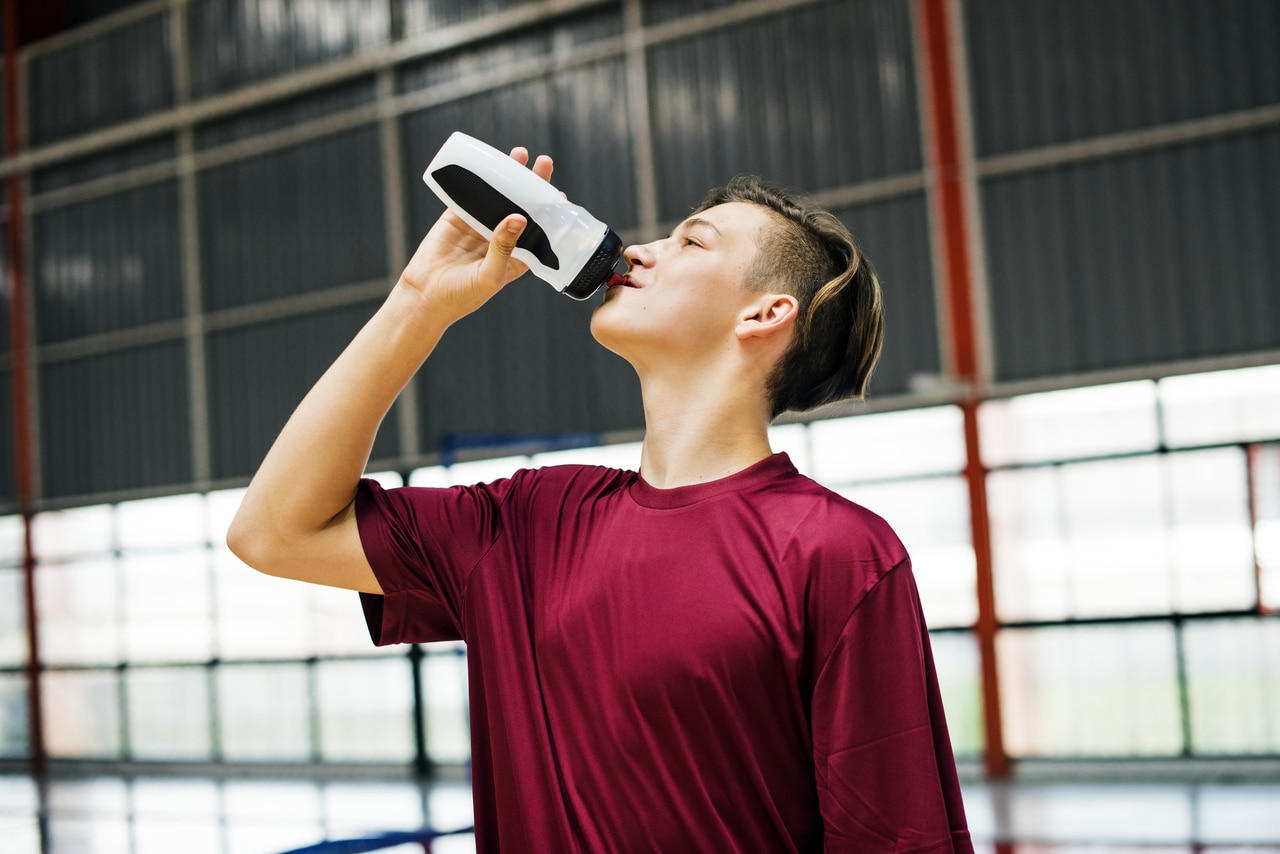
[[562, 229, 625, 300]]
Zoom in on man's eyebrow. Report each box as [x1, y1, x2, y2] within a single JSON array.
[[674, 217, 722, 238]]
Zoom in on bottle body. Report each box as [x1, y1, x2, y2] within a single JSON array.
[[423, 132, 623, 299]]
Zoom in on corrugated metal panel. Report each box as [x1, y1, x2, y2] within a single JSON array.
[[396, 0, 536, 38], [834, 192, 940, 397], [396, 6, 620, 94], [186, 0, 390, 98], [964, 0, 1280, 157], [643, 0, 767, 26], [195, 78, 378, 150], [198, 127, 387, 312], [33, 181, 185, 344], [400, 58, 636, 236], [40, 342, 192, 498], [647, 0, 920, 221], [205, 301, 398, 480], [416, 278, 643, 454], [983, 127, 1280, 382], [0, 217, 8, 354], [27, 10, 174, 146], [31, 137, 176, 196], [0, 371, 12, 504]]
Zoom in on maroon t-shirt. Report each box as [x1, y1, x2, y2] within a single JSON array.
[[356, 453, 972, 852]]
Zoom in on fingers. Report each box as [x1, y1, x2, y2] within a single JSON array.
[[508, 147, 555, 183], [477, 213, 527, 287]]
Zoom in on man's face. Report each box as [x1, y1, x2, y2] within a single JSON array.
[[590, 201, 775, 368]]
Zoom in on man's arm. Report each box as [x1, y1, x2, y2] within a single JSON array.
[[226, 148, 554, 594]]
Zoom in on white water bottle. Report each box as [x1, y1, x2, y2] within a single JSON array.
[[423, 132, 624, 299]]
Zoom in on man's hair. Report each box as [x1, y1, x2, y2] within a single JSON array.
[[694, 175, 885, 419]]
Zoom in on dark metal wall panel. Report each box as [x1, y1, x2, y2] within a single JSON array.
[[964, 0, 1280, 157], [643, 0, 748, 27], [397, 0, 600, 39], [198, 128, 387, 312], [0, 371, 12, 504], [186, 0, 390, 98], [983, 127, 1280, 382], [33, 181, 185, 344], [30, 137, 176, 196], [400, 58, 637, 238], [416, 280, 643, 455], [205, 301, 399, 480], [0, 217, 8, 354], [40, 342, 192, 498], [27, 10, 174, 146], [647, 0, 921, 221], [834, 192, 940, 397], [194, 78, 378, 151]]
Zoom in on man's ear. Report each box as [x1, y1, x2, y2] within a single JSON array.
[[735, 293, 799, 341]]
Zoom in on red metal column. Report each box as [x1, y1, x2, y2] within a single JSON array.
[[915, 0, 1009, 778], [4, 0, 43, 776]]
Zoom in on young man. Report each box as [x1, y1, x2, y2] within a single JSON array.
[[229, 148, 973, 852]]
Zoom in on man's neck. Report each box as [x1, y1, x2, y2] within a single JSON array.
[[636, 369, 774, 490]]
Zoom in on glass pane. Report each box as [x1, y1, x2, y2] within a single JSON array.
[[121, 550, 213, 663], [31, 504, 113, 561], [1166, 448, 1255, 613], [990, 458, 1172, 621], [991, 452, 1256, 622], [42, 669, 122, 758], [422, 647, 469, 765], [322, 782, 425, 839], [810, 406, 965, 483], [214, 548, 314, 660], [364, 470, 404, 490], [0, 515, 23, 565], [0, 567, 25, 667], [767, 424, 811, 476], [979, 381, 1159, 467], [206, 487, 246, 549], [0, 672, 28, 757], [36, 559, 120, 666], [1254, 444, 1280, 611], [222, 780, 321, 854], [530, 441, 643, 472], [998, 623, 1183, 757], [126, 667, 212, 760], [929, 631, 983, 758], [312, 585, 395, 657], [131, 779, 222, 854], [838, 477, 977, 628], [1184, 618, 1280, 754], [315, 658, 414, 762], [408, 465, 448, 487], [1160, 365, 1280, 448], [45, 778, 129, 854], [217, 663, 312, 762], [445, 455, 531, 486], [118, 494, 206, 552]]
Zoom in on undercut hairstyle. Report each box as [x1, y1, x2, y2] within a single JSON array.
[[694, 175, 885, 419]]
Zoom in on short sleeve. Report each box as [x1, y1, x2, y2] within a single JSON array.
[[810, 561, 973, 852], [354, 475, 517, 645]]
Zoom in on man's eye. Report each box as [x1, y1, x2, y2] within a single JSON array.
[[684, 238, 703, 248]]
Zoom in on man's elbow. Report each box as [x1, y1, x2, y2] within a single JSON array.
[[225, 510, 285, 577]]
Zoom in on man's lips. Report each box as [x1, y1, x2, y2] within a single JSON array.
[[606, 273, 637, 289]]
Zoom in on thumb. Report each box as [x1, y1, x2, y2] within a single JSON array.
[[478, 214, 526, 285]]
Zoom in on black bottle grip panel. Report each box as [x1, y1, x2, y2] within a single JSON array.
[[432, 164, 560, 270]]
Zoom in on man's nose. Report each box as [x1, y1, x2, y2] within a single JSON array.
[[623, 242, 655, 270]]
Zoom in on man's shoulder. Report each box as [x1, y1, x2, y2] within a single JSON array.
[[765, 470, 908, 568]]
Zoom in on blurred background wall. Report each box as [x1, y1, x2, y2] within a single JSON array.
[[0, 0, 1277, 793]]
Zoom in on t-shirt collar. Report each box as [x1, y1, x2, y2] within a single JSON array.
[[629, 452, 798, 509]]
